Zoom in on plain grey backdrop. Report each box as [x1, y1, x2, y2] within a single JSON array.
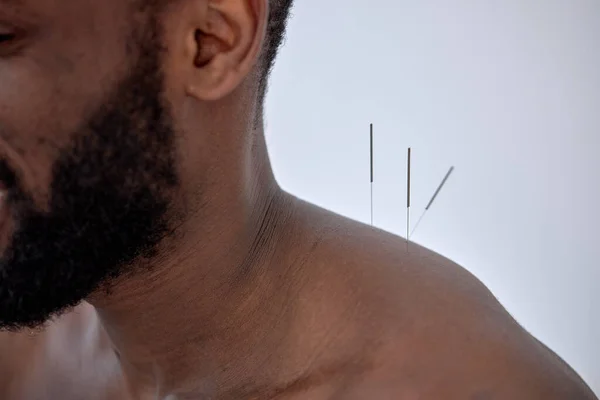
[[264, 0, 599, 395]]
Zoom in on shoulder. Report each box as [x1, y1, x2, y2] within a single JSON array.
[[307, 212, 597, 399], [341, 331, 599, 399]]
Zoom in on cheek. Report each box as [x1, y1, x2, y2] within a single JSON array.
[[0, 44, 129, 208], [0, 63, 112, 209], [0, 59, 67, 207], [0, 0, 137, 207]]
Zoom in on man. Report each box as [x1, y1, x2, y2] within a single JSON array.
[[0, 0, 596, 398]]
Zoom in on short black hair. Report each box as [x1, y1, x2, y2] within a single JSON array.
[[258, 0, 294, 101]]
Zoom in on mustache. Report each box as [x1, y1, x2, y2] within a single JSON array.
[[0, 159, 34, 217], [0, 159, 17, 191]]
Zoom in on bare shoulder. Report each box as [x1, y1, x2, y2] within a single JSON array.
[[302, 206, 597, 399]]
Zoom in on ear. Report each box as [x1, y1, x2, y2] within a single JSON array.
[[164, 0, 268, 101]]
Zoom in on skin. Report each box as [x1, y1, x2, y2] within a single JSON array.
[[0, 0, 597, 399]]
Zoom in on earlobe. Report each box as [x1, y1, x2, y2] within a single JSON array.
[[185, 0, 268, 101]]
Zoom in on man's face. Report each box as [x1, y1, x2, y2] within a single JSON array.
[[0, 0, 180, 330]]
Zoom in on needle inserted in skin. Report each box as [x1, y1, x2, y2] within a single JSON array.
[[406, 148, 411, 248], [410, 166, 454, 238], [370, 123, 374, 226]]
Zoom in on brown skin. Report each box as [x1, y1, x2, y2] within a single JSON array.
[[0, 0, 596, 398]]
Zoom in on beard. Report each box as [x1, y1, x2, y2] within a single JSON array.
[[0, 20, 179, 331]]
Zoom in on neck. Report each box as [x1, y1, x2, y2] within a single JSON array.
[[87, 125, 310, 398]]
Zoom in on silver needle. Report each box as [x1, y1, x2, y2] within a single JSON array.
[[410, 166, 455, 238]]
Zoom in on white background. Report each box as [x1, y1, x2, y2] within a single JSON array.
[[265, 0, 599, 394]]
